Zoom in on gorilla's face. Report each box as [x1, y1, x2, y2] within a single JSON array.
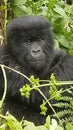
[[24, 38, 46, 70]]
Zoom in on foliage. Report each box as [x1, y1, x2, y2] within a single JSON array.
[[0, 113, 64, 130], [0, 65, 73, 129], [20, 74, 73, 124]]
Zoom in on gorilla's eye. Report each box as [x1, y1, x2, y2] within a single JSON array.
[[28, 39, 31, 43], [24, 39, 31, 44], [37, 38, 43, 42], [38, 39, 42, 41]]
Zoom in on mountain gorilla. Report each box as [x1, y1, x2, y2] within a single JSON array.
[[0, 15, 73, 125]]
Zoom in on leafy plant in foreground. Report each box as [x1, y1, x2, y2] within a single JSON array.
[[0, 65, 73, 129], [20, 74, 73, 125]]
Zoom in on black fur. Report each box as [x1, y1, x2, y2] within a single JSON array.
[[0, 15, 73, 125]]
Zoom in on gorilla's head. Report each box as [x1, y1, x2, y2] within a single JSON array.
[[6, 16, 54, 70]]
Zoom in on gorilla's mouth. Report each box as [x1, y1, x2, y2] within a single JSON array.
[[30, 60, 44, 63], [29, 59, 45, 64], [29, 59, 46, 69]]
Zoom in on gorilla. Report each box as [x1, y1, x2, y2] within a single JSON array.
[[0, 15, 73, 125]]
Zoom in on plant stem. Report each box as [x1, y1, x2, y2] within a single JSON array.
[[0, 65, 7, 108]]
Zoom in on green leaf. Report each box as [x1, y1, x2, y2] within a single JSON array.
[[13, 0, 26, 5], [68, 50, 73, 55], [19, 5, 32, 14], [0, 113, 22, 130], [13, 6, 26, 16], [44, 116, 50, 130], [57, 35, 70, 48], [37, 126, 48, 130], [54, 5, 67, 20], [66, 123, 73, 130], [24, 123, 37, 130], [3, 0, 7, 3], [0, 124, 6, 130], [13, 5, 32, 16], [50, 119, 64, 130], [48, 0, 57, 11]]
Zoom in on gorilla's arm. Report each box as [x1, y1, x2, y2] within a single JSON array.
[[50, 52, 73, 88]]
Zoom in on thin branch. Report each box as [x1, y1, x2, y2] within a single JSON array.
[[0, 65, 7, 107]]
